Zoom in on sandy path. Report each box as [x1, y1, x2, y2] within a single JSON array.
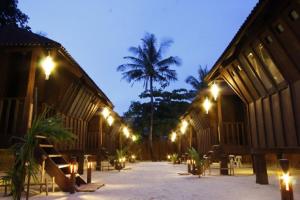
[[5, 161, 300, 200]]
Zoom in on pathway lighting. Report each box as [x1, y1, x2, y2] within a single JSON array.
[[180, 120, 188, 134], [279, 159, 294, 200], [69, 161, 78, 194], [101, 107, 110, 119], [41, 54, 55, 80], [87, 161, 92, 183], [210, 82, 220, 101], [203, 97, 212, 114], [167, 154, 171, 160], [171, 132, 177, 142], [107, 115, 114, 126]]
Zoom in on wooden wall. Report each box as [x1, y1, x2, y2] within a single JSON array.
[[218, 0, 300, 151], [0, 48, 116, 154]]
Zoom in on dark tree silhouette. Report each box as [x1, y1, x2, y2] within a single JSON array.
[[0, 0, 30, 29], [185, 65, 209, 96], [118, 33, 181, 160]]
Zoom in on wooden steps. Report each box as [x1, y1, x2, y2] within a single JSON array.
[[39, 144, 54, 148], [35, 137, 88, 192], [48, 154, 62, 158]]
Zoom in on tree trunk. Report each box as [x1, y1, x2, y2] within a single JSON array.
[[149, 77, 154, 161]]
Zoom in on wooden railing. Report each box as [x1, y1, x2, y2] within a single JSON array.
[[0, 98, 25, 147], [222, 122, 247, 146]]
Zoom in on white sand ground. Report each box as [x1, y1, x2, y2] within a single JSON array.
[[1, 162, 300, 200]]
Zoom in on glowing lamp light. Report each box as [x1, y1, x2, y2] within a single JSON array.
[[131, 135, 137, 142], [87, 162, 93, 169], [167, 154, 171, 160], [131, 155, 136, 160], [280, 172, 292, 191], [210, 82, 220, 101], [123, 127, 130, 138], [41, 55, 55, 80], [70, 163, 78, 174], [180, 120, 188, 134], [203, 97, 212, 114], [101, 107, 110, 119], [119, 157, 126, 163], [107, 115, 114, 126], [171, 132, 177, 142]]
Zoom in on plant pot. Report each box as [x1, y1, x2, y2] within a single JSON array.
[[187, 164, 191, 173], [115, 162, 123, 171]]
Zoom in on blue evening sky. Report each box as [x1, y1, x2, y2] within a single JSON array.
[[19, 0, 258, 115]]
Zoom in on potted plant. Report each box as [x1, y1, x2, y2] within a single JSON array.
[[170, 153, 180, 164], [115, 149, 127, 171], [187, 148, 204, 176]]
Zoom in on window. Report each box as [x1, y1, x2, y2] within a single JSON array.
[[256, 44, 284, 85], [276, 24, 284, 33], [265, 35, 273, 44], [247, 52, 273, 90], [289, 10, 299, 21]]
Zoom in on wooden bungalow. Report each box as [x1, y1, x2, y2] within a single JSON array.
[[174, 82, 249, 174], [204, 0, 300, 183], [0, 26, 121, 191]]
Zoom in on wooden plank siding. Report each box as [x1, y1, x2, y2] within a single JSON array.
[[205, 0, 300, 153]]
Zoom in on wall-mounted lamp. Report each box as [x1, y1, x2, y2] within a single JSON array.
[[107, 115, 114, 126], [131, 135, 137, 142], [41, 54, 55, 80], [171, 132, 177, 142], [210, 82, 220, 101], [203, 97, 212, 114], [180, 120, 188, 134], [101, 107, 110, 119], [123, 126, 130, 138]]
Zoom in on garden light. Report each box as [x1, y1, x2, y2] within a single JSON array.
[[123, 127, 130, 138]]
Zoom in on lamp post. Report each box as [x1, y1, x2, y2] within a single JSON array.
[[279, 159, 293, 200], [69, 158, 78, 194], [87, 160, 92, 184]]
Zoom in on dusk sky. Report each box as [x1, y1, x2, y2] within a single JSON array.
[[19, 0, 258, 115]]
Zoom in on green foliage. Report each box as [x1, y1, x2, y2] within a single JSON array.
[[118, 33, 181, 160], [0, 0, 30, 29], [116, 148, 128, 160], [185, 65, 209, 98], [117, 33, 181, 89], [187, 147, 203, 167], [8, 112, 75, 200], [124, 88, 191, 138], [170, 153, 178, 163]]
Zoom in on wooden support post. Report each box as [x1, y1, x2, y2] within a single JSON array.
[[77, 154, 84, 175], [220, 155, 229, 175], [87, 160, 92, 184], [96, 116, 103, 171], [217, 96, 223, 144], [253, 153, 268, 184], [22, 51, 38, 135]]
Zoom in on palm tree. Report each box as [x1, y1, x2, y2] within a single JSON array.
[[8, 111, 75, 200], [185, 65, 209, 96], [117, 33, 181, 160]]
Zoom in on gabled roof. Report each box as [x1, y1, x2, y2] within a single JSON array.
[[0, 25, 60, 47], [205, 0, 275, 82], [0, 26, 113, 108]]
